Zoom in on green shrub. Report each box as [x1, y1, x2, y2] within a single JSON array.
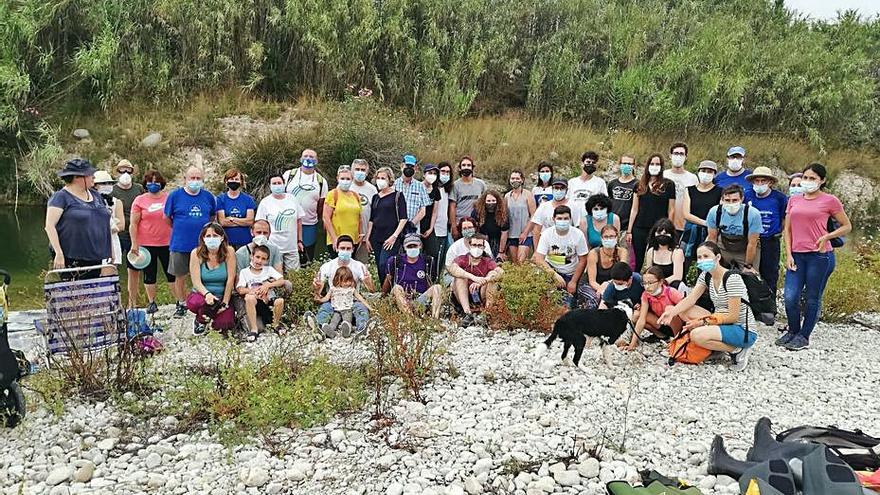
[[487, 262, 566, 333], [231, 128, 320, 198], [821, 239, 880, 321], [283, 260, 322, 324]]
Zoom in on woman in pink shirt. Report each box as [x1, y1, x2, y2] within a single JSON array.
[[129, 170, 177, 313], [780, 163, 851, 350]]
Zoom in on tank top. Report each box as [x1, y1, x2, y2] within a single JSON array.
[[586, 213, 616, 249], [505, 190, 531, 238], [650, 249, 675, 279], [200, 261, 228, 297], [687, 185, 723, 223], [592, 247, 620, 284]]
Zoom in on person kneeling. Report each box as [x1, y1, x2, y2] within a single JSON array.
[[236, 245, 287, 342], [383, 233, 443, 319], [623, 267, 685, 350], [446, 234, 503, 327], [317, 265, 372, 338], [658, 241, 757, 372]]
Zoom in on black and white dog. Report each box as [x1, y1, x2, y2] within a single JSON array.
[[534, 301, 634, 367]]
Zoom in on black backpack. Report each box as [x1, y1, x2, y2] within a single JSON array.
[[706, 268, 777, 326], [777, 425, 880, 471]]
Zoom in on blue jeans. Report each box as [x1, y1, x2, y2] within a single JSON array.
[[784, 251, 832, 339], [317, 301, 370, 332], [758, 236, 781, 292], [374, 241, 399, 287]]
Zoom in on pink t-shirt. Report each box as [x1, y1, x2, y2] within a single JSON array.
[[131, 192, 172, 246], [786, 193, 843, 253], [641, 285, 683, 317]]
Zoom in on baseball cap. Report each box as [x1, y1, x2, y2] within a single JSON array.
[[551, 177, 568, 187], [697, 160, 718, 172], [403, 154, 417, 166], [403, 233, 422, 247], [423, 163, 438, 172], [727, 146, 746, 157]]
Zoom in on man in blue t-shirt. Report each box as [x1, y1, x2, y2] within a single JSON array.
[[384, 233, 443, 319], [164, 166, 217, 316], [714, 146, 752, 191], [707, 184, 763, 268], [602, 262, 644, 311], [745, 167, 788, 292]]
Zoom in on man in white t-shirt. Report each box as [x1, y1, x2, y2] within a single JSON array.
[[528, 178, 585, 248], [349, 158, 378, 261], [256, 173, 304, 273], [442, 217, 493, 286], [305, 236, 375, 337], [568, 150, 608, 212], [236, 245, 288, 339], [282, 148, 329, 265], [532, 204, 597, 309], [663, 142, 698, 238]]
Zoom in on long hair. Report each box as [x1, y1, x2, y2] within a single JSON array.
[[637, 153, 669, 195], [196, 222, 230, 263], [437, 161, 454, 193], [647, 218, 676, 251], [473, 190, 508, 227], [599, 224, 621, 264], [536, 161, 554, 188]]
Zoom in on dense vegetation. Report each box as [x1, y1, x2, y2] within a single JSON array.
[[2, 0, 880, 161]]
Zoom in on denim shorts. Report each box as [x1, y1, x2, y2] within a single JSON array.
[[719, 324, 758, 349]]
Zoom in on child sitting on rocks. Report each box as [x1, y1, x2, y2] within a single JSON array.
[[317, 265, 371, 338]]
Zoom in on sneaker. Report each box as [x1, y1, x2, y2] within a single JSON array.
[[340, 321, 353, 338], [775, 332, 796, 346], [303, 311, 322, 340], [174, 302, 187, 318], [461, 314, 475, 328], [729, 346, 751, 372], [192, 320, 207, 336], [784, 335, 810, 351], [146, 302, 159, 314], [321, 323, 337, 339]]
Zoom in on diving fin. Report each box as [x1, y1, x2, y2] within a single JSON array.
[[747, 417, 823, 463], [708, 435, 757, 479], [737, 459, 797, 495], [800, 446, 863, 495]]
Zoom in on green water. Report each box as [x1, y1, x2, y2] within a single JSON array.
[[1, 205, 50, 309]]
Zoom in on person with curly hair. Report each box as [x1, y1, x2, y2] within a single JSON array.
[[584, 193, 621, 249], [473, 190, 510, 261]]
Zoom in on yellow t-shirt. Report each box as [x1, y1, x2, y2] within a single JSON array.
[[325, 189, 362, 245]]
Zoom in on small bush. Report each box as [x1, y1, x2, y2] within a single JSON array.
[[282, 260, 322, 324], [231, 128, 320, 198], [821, 238, 880, 322], [487, 262, 566, 333]]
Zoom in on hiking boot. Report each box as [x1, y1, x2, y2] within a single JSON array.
[[321, 323, 337, 339], [146, 301, 159, 314], [303, 311, 322, 341], [784, 335, 810, 351], [340, 321, 353, 338], [775, 332, 796, 346], [461, 313, 475, 328], [174, 301, 187, 318], [192, 320, 207, 336], [729, 346, 751, 372]]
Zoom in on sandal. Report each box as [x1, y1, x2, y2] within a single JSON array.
[[246, 332, 258, 342]]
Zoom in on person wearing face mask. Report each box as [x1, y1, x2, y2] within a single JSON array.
[[349, 159, 378, 261], [628, 154, 675, 272], [681, 160, 724, 273], [504, 170, 537, 263], [473, 190, 510, 261], [94, 170, 125, 266], [586, 224, 629, 299], [532, 161, 555, 206], [622, 266, 686, 351], [164, 165, 217, 317], [366, 167, 409, 285], [663, 143, 698, 240], [659, 242, 756, 371], [533, 205, 595, 310], [111, 160, 144, 293], [714, 146, 752, 190], [706, 184, 763, 268], [186, 223, 236, 336], [779, 163, 851, 351], [394, 154, 431, 230], [449, 155, 487, 238], [527, 178, 586, 249], [306, 235, 374, 338], [282, 148, 328, 266], [234, 220, 284, 274], [323, 166, 363, 257], [787, 173, 804, 196], [419, 163, 443, 271], [215, 168, 256, 250], [745, 167, 788, 293], [130, 170, 177, 312], [432, 162, 454, 279], [382, 233, 443, 319], [443, 217, 495, 286], [447, 234, 503, 327], [568, 150, 608, 211], [585, 194, 620, 249], [644, 218, 686, 292], [256, 173, 305, 273], [608, 155, 638, 232], [600, 262, 644, 311], [236, 245, 288, 341], [45, 159, 112, 280]]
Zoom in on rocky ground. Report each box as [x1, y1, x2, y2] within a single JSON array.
[[2, 309, 879, 495]]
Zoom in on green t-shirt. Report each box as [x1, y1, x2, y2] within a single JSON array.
[[112, 183, 145, 241]]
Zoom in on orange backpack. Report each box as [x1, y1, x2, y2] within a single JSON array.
[[667, 329, 713, 365]]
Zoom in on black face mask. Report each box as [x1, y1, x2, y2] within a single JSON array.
[[656, 234, 672, 246], [583, 164, 597, 175], [403, 167, 415, 178], [486, 204, 497, 212], [227, 181, 241, 191], [460, 168, 473, 177]]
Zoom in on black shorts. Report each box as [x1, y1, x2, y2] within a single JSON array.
[[138, 246, 176, 285], [256, 299, 274, 323]]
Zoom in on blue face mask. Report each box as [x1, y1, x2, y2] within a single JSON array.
[[789, 186, 804, 196], [620, 164, 634, 176], [146, 183, 162, 194], [696, 259, 716, 272], [555, 219, 571, 231], [353, 171, 367, 182], [552, 190, 566, 201], [270, 184, 285, 195], [187, 180, 203, 193], [301, 157, 317, 169], [337, 250, 352, 262], [539, 172, 552, 183], [204, 237, 222, 250], [338, 179, 352, 191], [601, 238, 617, 249], [405, 247, 421, 258]]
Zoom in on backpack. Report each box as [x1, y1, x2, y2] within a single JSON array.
[[776, 425, 880, 471], [667, 328, 713, 365], [706, 268, 776, 327]]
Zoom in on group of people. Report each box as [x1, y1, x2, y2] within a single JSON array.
[[44, 143, 851, 366]]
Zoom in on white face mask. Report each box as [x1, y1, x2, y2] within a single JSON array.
[[801, 180, 820, 193], [118, 172, 132, 187], [613, 283, 628, 291], [469, 247, 484, 258], [425, 174, 437, 184], [698, 171, 715, 185], [97, 185, 114, 195], [651, 286, 663, 296], [753, 184, 770, 195], [648, 164, 662, 176], [670, 155, 686, 168], [253, 234, 268, 246], [727, 159, 743, 172], [723, 202, 742, 215], [376, 178, 389, 190]]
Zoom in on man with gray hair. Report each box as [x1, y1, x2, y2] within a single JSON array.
[[282, 148, 328, 265], [164, 165, 216, 317], [349, 158, 378, 261]]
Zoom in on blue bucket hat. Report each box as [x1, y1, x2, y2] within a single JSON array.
[[57, 158, 96, 178]]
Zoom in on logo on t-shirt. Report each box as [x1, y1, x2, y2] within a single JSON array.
[[273, 208, 299, 231], [417, 270, 426, 279], [573, 191, 591, 202], [547, 244, 576, 266], [189, 205, 203, 218], [229, 206, 243, 218], [147, 202, 163, 213], [358, 193, 369, 206]]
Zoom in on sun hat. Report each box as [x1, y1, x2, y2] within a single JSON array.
[[115, 159, 135, 174], [746, 166, 778, 184], [126, 247, 152, 270], [93, 170, 114, 184], [57, 158, 96, 178], [697, 160, 718, 172]]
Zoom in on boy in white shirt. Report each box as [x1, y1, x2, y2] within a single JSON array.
[[236, 245, 287, 341]]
